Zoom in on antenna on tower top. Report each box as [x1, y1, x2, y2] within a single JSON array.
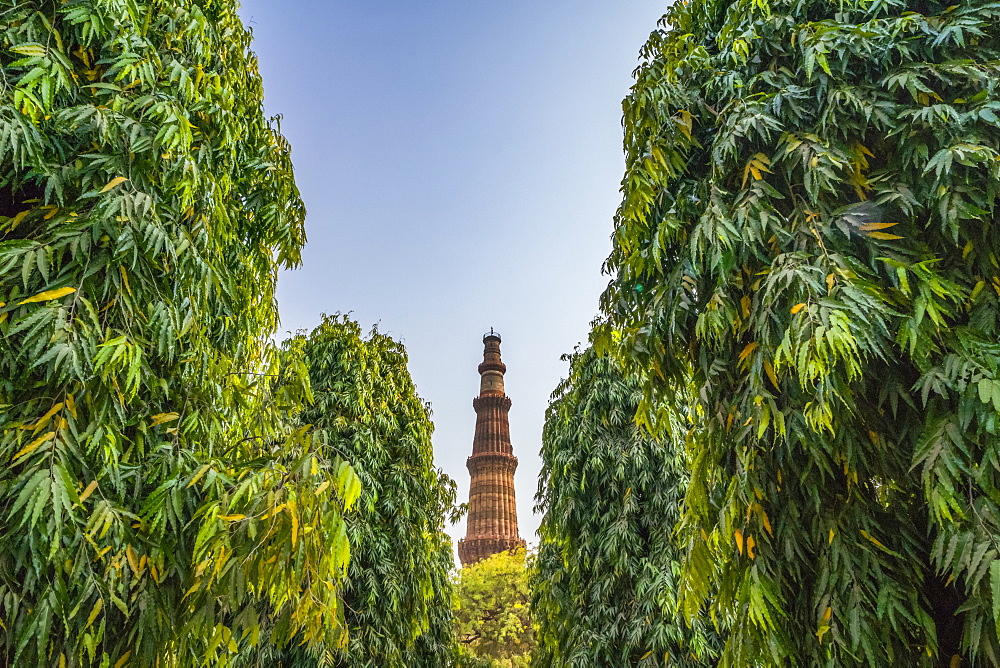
[[483, 328, 501, 343]]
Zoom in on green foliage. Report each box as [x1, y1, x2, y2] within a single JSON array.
[[0, 1, 356, 665], [533, 344, 719, 667], [288, 315, 457, 667], [600, 0, 1000, 665], [454, 548, 534, 667]]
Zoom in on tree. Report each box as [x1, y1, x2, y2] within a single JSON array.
[[287, 315, 457, 668], [1, 2, 357, 665], [601, 1, 1000, 665], [533, 344, 718, 667], [453, 548, 534, 667]]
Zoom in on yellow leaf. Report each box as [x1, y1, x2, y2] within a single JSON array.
[[12, 432, 55, 461], [261, 503, 285, 519], [790, 303, 807, 314], [186, 464, 211, 488], [763, 361, 779, 390], [5, 209, 30, 231], [860, 529, 887, 550], [746, 534, 756, 559], [149, 412, 179, 426], [43, 207, 60, 220], [18, 286, 76, 305], [738, 342, 758, 363], [100, 176, 128, 193], [822, 606, 832, 623], [60, 654, 67, 668], [85, 598, 103, 628], [829, 529, 835, 544], [734, 529, 744, 555], [114, 650, 131, 668], [826, 273, 835, 292], [868, 232, 904, 240], [65, 393, 77, 419], [314, 480, 331, 496], [126, 545, 140, 574], [761, 509, 773, 536], [676, 110, 693, 139], [119, 266, 132, 295], [858, 222, 898, 231], [79, 480, 99, 503], [741, 295, 751, 318], [32, 402, 63, 433], [219, 514, 246, 521]]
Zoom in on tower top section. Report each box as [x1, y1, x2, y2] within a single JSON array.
[[478, 331, 507, 395]]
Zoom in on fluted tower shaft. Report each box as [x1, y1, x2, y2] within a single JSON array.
[[458, 332, 525, 567]]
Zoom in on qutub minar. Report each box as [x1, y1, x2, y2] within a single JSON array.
[[458, 330, 525, 567]]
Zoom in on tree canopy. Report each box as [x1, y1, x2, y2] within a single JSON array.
[[454, 548, 533, 667], [290, 315, 457, 668], [1, 1, 358, 665], [533, 344, 718, 667], [600, 0, 1000, 665]]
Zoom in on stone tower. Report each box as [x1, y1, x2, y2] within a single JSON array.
[[458, 330, 525, 567]]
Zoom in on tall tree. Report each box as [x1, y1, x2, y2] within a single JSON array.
[[1, 2, 357, 665], [290, 315, 457, 667], [533, 344, 717, 667], [601, 0, 1000, 665]]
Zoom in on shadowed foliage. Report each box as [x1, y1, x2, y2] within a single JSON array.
[[533, 343, 719, 667]]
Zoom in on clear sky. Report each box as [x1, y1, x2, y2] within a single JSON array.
[[237, 0, 666, 558]]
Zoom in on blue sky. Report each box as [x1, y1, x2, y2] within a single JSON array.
[[238, 0, 666, 556]]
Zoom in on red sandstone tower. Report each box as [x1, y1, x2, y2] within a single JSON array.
[[458, 330, 525, 567]]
